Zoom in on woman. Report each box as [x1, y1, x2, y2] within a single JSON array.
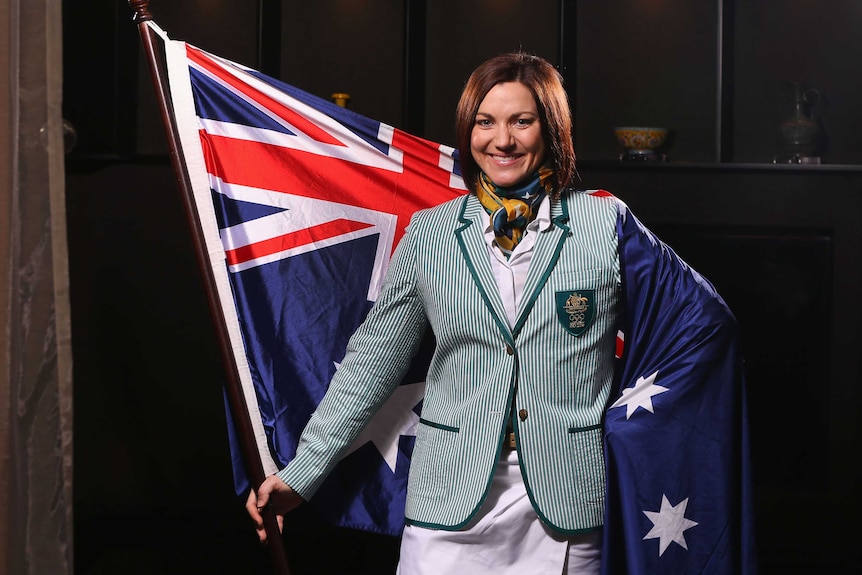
[[248, 51, 614, 573]]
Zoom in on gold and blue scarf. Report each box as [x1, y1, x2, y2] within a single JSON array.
[[475, 166, 555, 258]]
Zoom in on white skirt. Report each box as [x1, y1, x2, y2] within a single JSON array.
[[396, 449, 602, 575]]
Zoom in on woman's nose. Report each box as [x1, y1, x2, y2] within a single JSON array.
[[493, 125, 514, 148]]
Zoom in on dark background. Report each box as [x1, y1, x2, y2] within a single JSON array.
[[65, 1, 861, 573]]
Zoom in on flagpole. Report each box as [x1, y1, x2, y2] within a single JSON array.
[[128, 2, 292, 573]]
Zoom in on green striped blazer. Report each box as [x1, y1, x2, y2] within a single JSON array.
[[279, 188, 622, 534]]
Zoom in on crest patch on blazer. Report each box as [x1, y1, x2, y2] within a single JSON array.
[[556, 290, 596, 336]]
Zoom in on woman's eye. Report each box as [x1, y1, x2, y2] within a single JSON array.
[[476, 119, 492, 127]]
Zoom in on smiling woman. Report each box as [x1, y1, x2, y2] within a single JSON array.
[[470, 82, 547, 188]]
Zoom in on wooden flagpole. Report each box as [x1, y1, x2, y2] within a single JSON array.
[[128, 2, 292, 573]]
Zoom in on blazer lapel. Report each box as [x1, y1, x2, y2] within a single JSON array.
[[512, 195, 571, 338], [454, 195, 514, 342]]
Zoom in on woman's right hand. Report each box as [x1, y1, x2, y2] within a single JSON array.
[[245, 475, 305, 543]]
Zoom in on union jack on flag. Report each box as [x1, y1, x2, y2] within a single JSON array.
[[155, 22, 464, 535]]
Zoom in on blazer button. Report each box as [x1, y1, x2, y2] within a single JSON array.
[[505, 344, 514, 355], [518, 409, 528, 421]]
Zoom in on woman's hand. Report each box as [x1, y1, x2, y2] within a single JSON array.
[[245, 475, 304, 543]]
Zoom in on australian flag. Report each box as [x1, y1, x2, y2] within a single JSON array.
[[156, 24, 463, 536], [153, 21, 755, 571]]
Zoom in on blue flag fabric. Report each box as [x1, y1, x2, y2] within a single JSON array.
[[602, 199, 757, 573], [155, 22, 755, 569]]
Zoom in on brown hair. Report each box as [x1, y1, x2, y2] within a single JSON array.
[[455, 52, 576, 196]]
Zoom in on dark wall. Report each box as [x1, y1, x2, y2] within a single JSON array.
[[573, 0, 720, 163], [66, 160, 272, 574], [423, 0, 560, 145], [63, 0, 259, 157], [134, 0, 260, 154], [64, 1, 862, 574], [732, 0, 862, 164], [279, 0, 406, 133]]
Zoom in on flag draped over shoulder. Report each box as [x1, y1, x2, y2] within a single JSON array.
[[601, 195, 757, 573], [154, 22, 464, 536], [152, 21, 754, 570]]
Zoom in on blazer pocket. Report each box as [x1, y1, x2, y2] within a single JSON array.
[[418, 417, 460, 433], [409, 418, 460, 501], [567, 423, 605, 502]]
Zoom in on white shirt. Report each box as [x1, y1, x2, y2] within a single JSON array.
[[483, 196, 552, 327]]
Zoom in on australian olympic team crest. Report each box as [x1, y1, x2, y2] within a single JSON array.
[[555, 290, 596, 336]]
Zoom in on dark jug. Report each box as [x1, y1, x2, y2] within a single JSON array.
[[778, 83, 822, 158]]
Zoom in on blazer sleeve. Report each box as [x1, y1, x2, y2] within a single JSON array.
[[277, 214, 430, 499]]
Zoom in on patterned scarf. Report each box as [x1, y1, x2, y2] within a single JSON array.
[[476, 166, 556, 258]]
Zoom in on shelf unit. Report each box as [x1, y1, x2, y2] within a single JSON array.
[[558, 0, 862, 166]]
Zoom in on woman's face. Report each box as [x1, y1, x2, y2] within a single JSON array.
[[470, 81, 547, 188]]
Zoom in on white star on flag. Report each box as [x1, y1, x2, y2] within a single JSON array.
[[610, 369, 669, 419], [343, 381, 426, 472], [643, 494, 699, 556]]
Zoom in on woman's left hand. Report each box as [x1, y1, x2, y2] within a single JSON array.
[[245, 475, 304, 543]]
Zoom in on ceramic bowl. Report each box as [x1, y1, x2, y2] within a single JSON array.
[[614, 127, 669, 154]]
